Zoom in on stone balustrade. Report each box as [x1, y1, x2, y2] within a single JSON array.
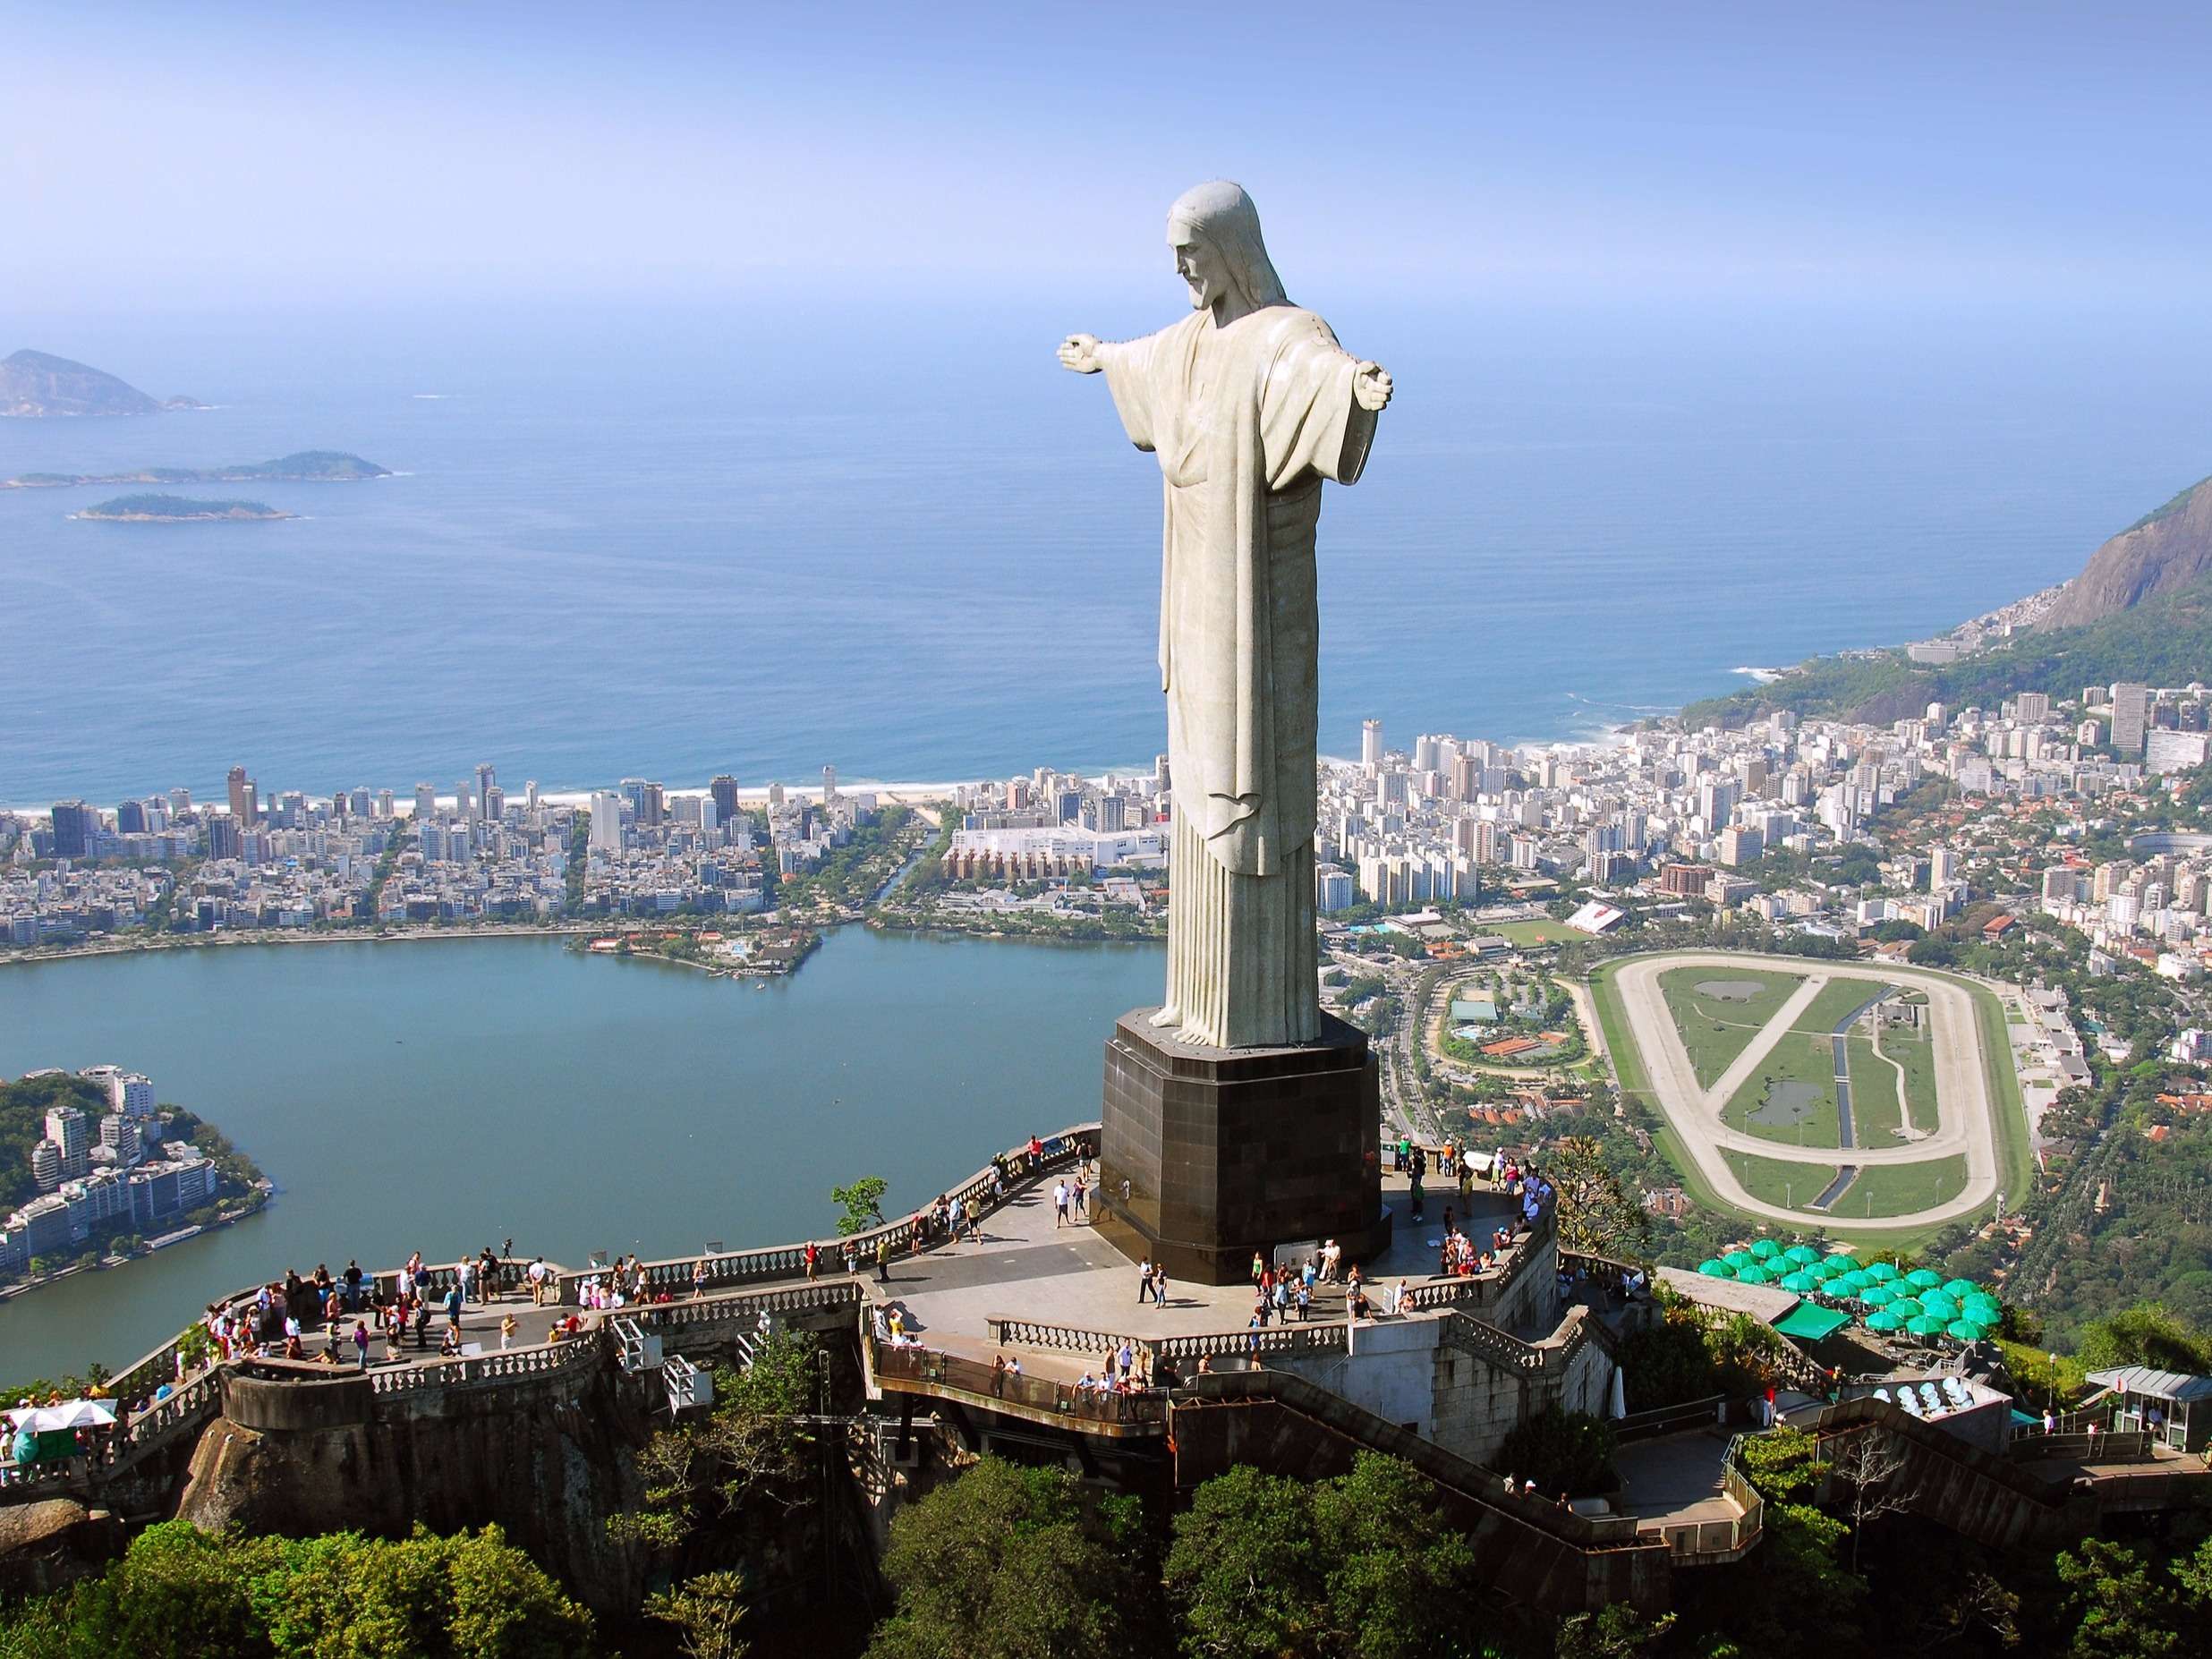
[[1147, 1322, 1350, 1364], [984, 1315, 1144, 1356], [871, 1338, 1168, 1432], [555, 1123, 1099, 1306]]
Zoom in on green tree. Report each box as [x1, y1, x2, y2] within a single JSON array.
[[646, 1569, 751, 1659], [2056, 1536, 2185, 1658], [608, 1331, 821, 1555], [0, 1520, 596, 1658], [1555, 1605, 1676, 1659], [831, 1176, 889, 1236], [1544, 1136, 1650, 1258], [1162, 1454, 1481, 1659], [2076, 1302, 2212, 1374], [865, 1457, 1160, 1659], [1494, 1408, 1616, 1499]]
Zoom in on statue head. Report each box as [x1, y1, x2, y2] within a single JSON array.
[[1167, 181, 1287, 314]]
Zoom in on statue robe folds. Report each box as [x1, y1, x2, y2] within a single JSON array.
[[1103, 304, 1377, 1049]]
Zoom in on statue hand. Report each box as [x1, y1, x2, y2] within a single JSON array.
[[1059, 333, 1104, 374], [1353, 361, 1393, 413]]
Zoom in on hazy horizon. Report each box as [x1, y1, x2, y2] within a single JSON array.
[[9, 2, 2212, 318]]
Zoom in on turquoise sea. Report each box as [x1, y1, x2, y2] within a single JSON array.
[[5, 296, 2210, 804]]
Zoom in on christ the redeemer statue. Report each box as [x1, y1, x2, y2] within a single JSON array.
[[1060, 181, 1392, 1050]]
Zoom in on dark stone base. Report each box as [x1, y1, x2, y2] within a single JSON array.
[[1094, 1008, 1388, 1285]]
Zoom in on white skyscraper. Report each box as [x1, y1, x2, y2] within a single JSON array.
[[1360, 719, 1383, 770], [590, 791, 625, 853]]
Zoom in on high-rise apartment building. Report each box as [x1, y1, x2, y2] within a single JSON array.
[[710, 775, 740, 824], [413, 783, 437, 820], [1360, 719, 1383, 770], [2112, 684, 2151, 755], [115, 799, 149, 834], [475, 763, 497, 815], [45, 1105, 89, 1180], [822, 765, 838, 800], [590, 791, 625, 853], [204, 813, 242, 859], [49, 800, 97, 858], [226, 765, 258, 825]]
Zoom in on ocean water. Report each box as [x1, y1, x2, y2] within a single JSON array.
[[3, 295, 2210, 803]]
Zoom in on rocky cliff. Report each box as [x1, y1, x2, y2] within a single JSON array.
[[2041, 473, 2212, 629]]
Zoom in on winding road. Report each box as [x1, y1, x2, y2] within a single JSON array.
[[1608, 952, 2011, 1230]]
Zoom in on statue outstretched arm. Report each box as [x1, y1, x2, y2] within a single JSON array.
[[1058, 334, 1113, 374], [1352, 360, 1392, 413]]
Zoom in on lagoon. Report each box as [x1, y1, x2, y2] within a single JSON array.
[[0, 928, 1161, 1382]]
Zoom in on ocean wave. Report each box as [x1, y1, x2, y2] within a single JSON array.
[[1732, 666, 1787, 684]]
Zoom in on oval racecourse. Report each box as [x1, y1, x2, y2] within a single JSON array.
[[1590, 951, 2034, 1236]]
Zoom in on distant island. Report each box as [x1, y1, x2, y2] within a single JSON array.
[[79, 494, 294, 523], [1681, 471, 2212, 729], [6, 450, 392, 489], [1, 348, 204, 418]]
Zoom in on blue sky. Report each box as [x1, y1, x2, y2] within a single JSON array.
[[8, 2, 2210, 313]]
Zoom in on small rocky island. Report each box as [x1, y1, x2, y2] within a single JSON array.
[[1, 349, 204, 417], [79, 494, 294, 523], [7, 450, 392, 489]]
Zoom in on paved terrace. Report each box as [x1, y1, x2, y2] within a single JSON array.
[[869, 1168, 1536, 1375]]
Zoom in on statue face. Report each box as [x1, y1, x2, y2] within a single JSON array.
[[1173, 234, 1230, 311]]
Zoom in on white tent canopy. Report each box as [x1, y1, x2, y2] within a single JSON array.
[[6, 1400, 116, 1433]]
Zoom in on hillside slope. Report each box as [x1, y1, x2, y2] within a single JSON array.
[[2040, 474, 2212, 628], [1682, 573, 2212, 729], [0, 349, 200, 416]]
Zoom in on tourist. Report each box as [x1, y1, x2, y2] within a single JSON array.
[[692, 1258, 709, 1299], [842, 1241, 858, 1277], [1295, 1281, 1311, 1322], [804, 1241, 820, 1281], [444, 1280, 464, 1337], [352, 1320, 370, 1370], [439, 1325, 463, 1359], [500, 1314, 518, 1351], [1072, 1176, 1088, 1221], [1196, 1354, 1213, 1375], [991, 1354, 1008, 1398], [343, 1260, 364, 1312], [1152, 1263, 1168, 1306], [1250, 1250, 1266, 1287], [1054, 1179, 1069, 1228], [1117, 1339, 1136, 1382], [1138, 1257, 1155, 1304], [1349, 1285, 1371, 1321], [455, 1256, 473, 1308], [876, 1236, 892, 1283]]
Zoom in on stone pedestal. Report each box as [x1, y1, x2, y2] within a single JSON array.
[[1094, 1008, 1387, 1285]]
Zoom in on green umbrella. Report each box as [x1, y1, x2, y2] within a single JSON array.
[[1965, 1302, 2003, 1329], [1736, 1265, 1774, 1285], [1724, 1250, 1756, 1271], [1815, 1257, 1851, 1280], [1861, 1284, 1898, 1308], [1919, 1293, 1961, 1320], [1784, 1245, 1822, 1266], [1942, 1279, 1978, 1300], [1827, 1254, 1862, 1274], [1866, 1310, 1906, 1331], [1888, 1297, 1924, 1320], [1697, 1259, 1732, 1277], [1839, 1271, 1874, 1293], [1779, 1272, 1818, 1293], [1750, 1239, 1781, 1260], [1948, 1320, 1987, 1342], [1866, 1262, 1900, 1283], [1906, 1268, 1943, 1289], [1907, 1314, 1949, 1338]]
